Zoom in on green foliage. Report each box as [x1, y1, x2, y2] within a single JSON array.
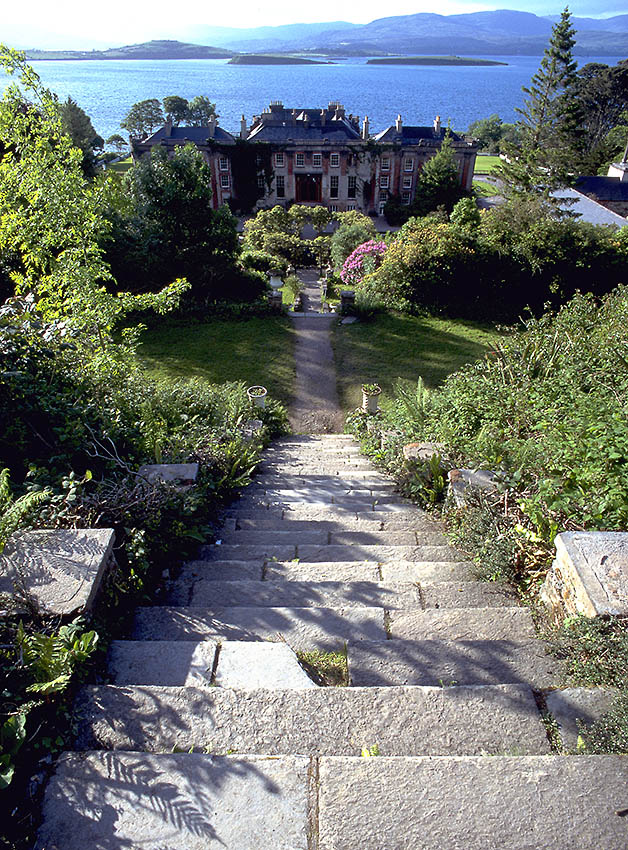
[[330, 221, 376, 270], [187, 96, 217, 126], [468, 114, 504, 153], [120, 98, 164, 138], [58, 96, 103, 178], [571, 61, 628, 173], [162, 95, 189, 125], [17, 619, 98, 695], [0, 469, 50, 552], [550, 615, 628, 689], [579, 693, 628, 754], [0, 714, 26, 790], [297, 648, 348, 686], [414, 134, 468, 215], [227, 139, 273, 215]]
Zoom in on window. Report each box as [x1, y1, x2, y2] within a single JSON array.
[[381, 157, 390, 171], [380, 176, 389, 189], [220, 174, 230, 188], [330, 152, 340, 167], [329, 204, 339, 212], [402, 192, 411, 204], [219, 156, 229, 171], [312, 153, 322, 167], [295, 152, 305, 167], [347, 176, 357, 199], [276, 175, 285, 198], [257, 175, 265, 190], [379, 190, 388, 202], [275, 152, 285, 167], [330, 175, 339, 199], [403, 158, 413, 172], [402, 176, 412, 190], [347, 203, 356, 211]]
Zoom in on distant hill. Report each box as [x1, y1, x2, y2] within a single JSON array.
[[228, 55, 331, 65], [185, 11, 628, 56], [367, 56, 507, 66], [25, 40, 234, 60]]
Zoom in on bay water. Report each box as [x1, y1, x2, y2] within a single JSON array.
[[13, 55, 625, 141]]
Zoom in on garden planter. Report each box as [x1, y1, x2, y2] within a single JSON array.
[[269, 274, 283, 291], [247, 386, 268, 409], [362, 383, 382, 413]]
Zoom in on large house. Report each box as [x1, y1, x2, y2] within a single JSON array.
[[131, 101, 478, 215]]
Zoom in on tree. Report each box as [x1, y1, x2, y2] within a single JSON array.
[[498, 8, 580, 196], [58, 96, 104, 178], [162, 95, 189, 125], [570, 61, 628, 172], [414, 134, 467, 215], [187, 96, 217, 126], [330, 220, 376, 270], [120, 99, 164, 139], [468, 114, 504, 153], [108, 144, 253, 304], [106, 133, 128, 153]]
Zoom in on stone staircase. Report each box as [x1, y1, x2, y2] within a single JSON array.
[[36, 435, 628, 849]]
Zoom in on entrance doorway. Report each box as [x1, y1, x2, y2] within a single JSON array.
[[295, 174, 322, 203]]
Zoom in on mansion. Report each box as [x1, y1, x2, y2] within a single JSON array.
[[131, 101, 478, 215]]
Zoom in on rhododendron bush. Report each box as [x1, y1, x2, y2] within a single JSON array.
[[340, 240, 387, 287]]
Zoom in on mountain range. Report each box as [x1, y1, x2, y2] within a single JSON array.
[[18, 11, 628, 58]]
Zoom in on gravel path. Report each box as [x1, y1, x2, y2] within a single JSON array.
[[288, 269, 344, 434]]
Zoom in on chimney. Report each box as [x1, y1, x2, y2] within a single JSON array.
[[240, 114, 247, 139], [320, 109, 326, 128], [395, 114, 402, 133], [165, 119, 172, 138], [208, 114, 216, 138], [362, 115, 369, 141], [434, 115, 441, 134]]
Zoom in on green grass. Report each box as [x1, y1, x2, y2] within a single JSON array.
[[108, 157, 132, 174], [473, 178, 499, 197], [138, 316, 296, 405], [474, 155, 502, 175], [333, 312, 500, 410]]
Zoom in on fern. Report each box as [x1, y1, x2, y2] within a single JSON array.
[[393, 377, 431, 432], [0, 468, 51, 553], [17, 619, 98, 695]]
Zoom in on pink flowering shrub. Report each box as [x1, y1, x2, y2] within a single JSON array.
[[340, 240, 387, 288]]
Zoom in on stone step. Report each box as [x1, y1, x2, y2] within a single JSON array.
[[421, 580, 517, 608], [388, 607, 535, 640], [252, 475, 393, 488], [348, 638, 561, 688], [36, 752, 312, 850], [226, 504, 427, 522], [233, 515, 441, 532], [201, 543, 460, 563], [215, 529, 446, 547], [317, 755, 628, 850], [181, 579, 423, 609], [106, 640, 315, 689], [132, 605, 387, 649], [240, 491, 409, 508], [265, 560, 473, 583], [257, 461, 375, 474], [36, 753, 628, 850], [74, 684, 549, 755]]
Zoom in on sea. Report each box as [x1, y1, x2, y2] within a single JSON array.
[[8, 55, 625, 141]]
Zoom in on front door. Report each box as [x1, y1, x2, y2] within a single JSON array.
[[295, 174, 322, 203]]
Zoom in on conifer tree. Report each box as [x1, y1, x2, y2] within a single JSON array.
[[499, 8, 581, 196], [413, 133, 467, 215]]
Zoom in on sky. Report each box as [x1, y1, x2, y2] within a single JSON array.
[[2, 0, 625, 49]]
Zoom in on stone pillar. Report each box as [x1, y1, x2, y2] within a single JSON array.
[[340, 290, 355, 313]]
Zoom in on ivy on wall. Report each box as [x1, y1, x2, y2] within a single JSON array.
[[228, 140, 274, 214]]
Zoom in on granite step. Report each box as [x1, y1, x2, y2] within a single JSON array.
[[106, 640, 315, 689], [233, 514, 442, 532], [317, 755, 628, 850], [348, 637, 561, 688], [200, 543, 460, 562], [388, 606, 535, 640], [132, 605, 387, 649], [36, 753, 628, 850], [214, 529, 447, 547], [252, 475, 393, 488], [73, 684, 550, 755], [180, 579, 423, 609]]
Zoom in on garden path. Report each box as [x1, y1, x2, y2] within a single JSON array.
[[287, 268, 343, 434]]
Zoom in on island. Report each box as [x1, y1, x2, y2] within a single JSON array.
[[229, 55, 334, 65], [367, 56, 508, 66], [25, 40, 234, 61]]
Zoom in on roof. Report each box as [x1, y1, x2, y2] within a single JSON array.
[[247, 122, 361, 143], [575, 176, 628, 202], [552, 188, 627, 228], [373, 126, 463, 144], [145, 125, 236, 145]]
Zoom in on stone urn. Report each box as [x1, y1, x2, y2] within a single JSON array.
[[247, 386, 268, 409], [361, 383, 382, 413]]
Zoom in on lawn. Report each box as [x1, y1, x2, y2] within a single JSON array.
[[473, 178, 500, 197], [474, 155, 502, 175], [138, 316, 296, 405], [332, 312, 500, 410], [108, 156, 132, 174]]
